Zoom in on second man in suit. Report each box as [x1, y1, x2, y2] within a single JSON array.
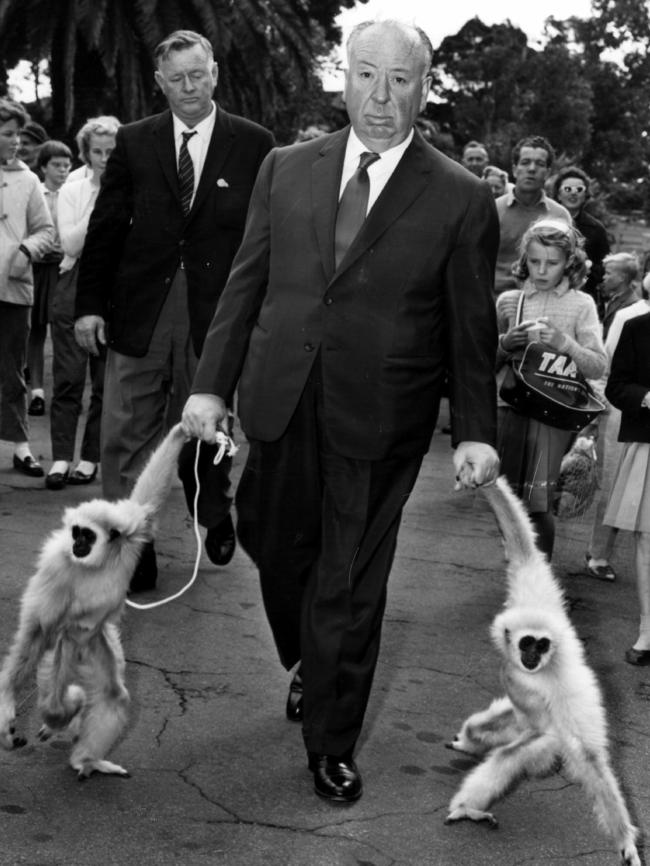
[[74, 30, 274, 590]]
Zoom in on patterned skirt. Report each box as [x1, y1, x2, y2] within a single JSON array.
[[603, 442, 650, 532], [497, 407, 573, 513]]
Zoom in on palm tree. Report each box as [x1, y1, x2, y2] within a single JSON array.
[[0, 0, 362, 139]]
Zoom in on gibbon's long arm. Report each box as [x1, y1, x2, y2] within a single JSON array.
[[129, 424, 188, 517], [482, 477, 540, 569]]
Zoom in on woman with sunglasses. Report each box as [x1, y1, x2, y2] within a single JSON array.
[[552, 165, 610, 312]]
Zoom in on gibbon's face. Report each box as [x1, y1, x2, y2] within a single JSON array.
[[70, 523, 121, 564], [507, 629, 553, 672]]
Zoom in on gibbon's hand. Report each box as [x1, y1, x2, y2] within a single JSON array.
[[182, 394, 229, 443], [454, 441, 500, 489], [74, 315, 106, 356]]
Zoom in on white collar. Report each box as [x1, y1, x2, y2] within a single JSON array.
[[172, 101, 216, 141], [345, 126, 413, 166]]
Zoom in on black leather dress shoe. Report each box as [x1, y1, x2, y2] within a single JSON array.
[[28, 396, 45, 416], [13, 454, 44, 477], [308, 752, 362, 803], [205, 514, 236, 566], [286, 666, 303, 722], [45, 470, 69, 490], [128, 542, 157, 593], [67, 465, 98, 485], [625, 647, 650, 666]]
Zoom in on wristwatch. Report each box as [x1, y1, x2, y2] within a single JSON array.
[[18, 244, 32, 260]]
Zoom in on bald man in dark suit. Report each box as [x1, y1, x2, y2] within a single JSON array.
[[183, 19, 499, 801]]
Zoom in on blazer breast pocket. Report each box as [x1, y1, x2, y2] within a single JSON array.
[[213, 184, 254, 229]]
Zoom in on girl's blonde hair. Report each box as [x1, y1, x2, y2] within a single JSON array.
[[75, 115, 121, 166], [512, 218, 589, 289]]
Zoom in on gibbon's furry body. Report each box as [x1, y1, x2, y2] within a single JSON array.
[[445, 477, 640, 866], [0, 424, 187, 778]]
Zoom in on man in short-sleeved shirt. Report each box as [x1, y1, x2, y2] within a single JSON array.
[[494, 135, 570, 294]]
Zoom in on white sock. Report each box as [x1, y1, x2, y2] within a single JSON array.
[[49, 460, 69, 476], [31, 388, 44, 399], [74, 460, 96, 475], [633, 615, 650, 651], [14, 443, 32, 460]]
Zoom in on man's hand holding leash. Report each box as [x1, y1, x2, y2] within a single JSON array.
[[182, 393, 229, 443], [454, 441, 500, 490]]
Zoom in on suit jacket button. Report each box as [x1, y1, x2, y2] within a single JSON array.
[[164, 277, 171, 285], [324, 297, 332, 305], [304, 343, 314, 352]]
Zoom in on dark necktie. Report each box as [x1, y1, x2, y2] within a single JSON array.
[[178, 130, 197, 215], [334, 151, 380, 267]]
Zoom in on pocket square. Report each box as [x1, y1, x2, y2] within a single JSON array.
[[216, 178, 229, 188]]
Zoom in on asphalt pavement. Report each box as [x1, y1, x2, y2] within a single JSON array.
[[0, 368, 648, 866]]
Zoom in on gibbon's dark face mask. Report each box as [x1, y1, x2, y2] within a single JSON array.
[[519, 634, 551, 670], [71, 525, 97, 559]]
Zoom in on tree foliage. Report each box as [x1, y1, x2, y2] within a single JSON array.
[[0, 0, 363, 142], [429, 1, 650, 212]]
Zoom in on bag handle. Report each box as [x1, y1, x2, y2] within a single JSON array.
[[515, 290, 525, 327]]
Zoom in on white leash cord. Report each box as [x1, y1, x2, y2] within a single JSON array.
[[125, 432, 238, 611]]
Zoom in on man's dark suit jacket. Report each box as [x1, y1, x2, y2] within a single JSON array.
[[192, 126, 499, 461], [606, 311, 650, 443], [75, 105, 274, 358]]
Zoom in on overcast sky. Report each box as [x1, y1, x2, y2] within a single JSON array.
[[320, 0, 594, 88], [336, 0, 594, 45]]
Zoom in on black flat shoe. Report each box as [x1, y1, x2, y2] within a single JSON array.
[[205, 514, 236, 566], [13, 454, 44, 477], [67, 466, 98, 485], [286, 665, 303, 722], [28, 396, 45, 416], [128, 542, 157, 593], [308, 752, 362, 803], [624, 647, 650, 666], [45, 470, 69, 490]]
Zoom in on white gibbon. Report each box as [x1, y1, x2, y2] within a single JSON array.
[[445, 477, 641, 866], [0, 424, 188, 779]]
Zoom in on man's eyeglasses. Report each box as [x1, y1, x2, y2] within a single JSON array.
[[561, 184, 586, 195]]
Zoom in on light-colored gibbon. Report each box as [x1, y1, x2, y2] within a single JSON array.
[[445, 477, 641, 866], [0, 424, 188, 779]]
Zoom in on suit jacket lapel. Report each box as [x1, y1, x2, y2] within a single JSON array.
[[152, 111, 179, 199], [334, 129, 433, 277], [311, 129, 349, 281], [190, 105, 235, 217]]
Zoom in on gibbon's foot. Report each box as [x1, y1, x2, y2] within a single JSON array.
[[621, 842, 642, 866], [74, 758, 130, 779], [128, 541, 157, 593], [205, 514, 236, 566], [286, 665, 303, 722], [445, 806, 498, 827]]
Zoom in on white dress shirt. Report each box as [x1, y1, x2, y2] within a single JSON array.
[[338, 127, 414, 214], [172, 101, 217, 209]]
